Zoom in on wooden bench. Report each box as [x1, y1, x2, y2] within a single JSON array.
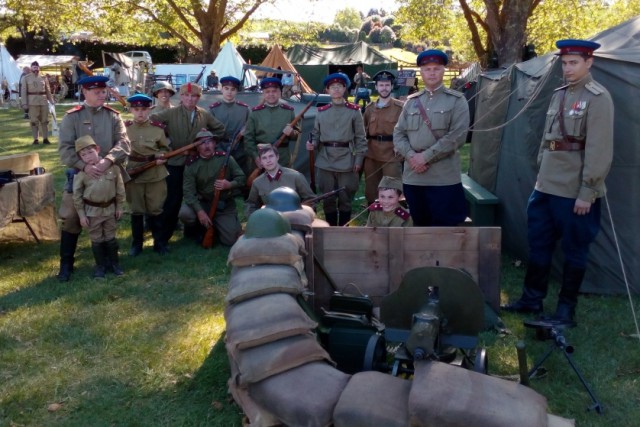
[[461, 174, 499, 226]]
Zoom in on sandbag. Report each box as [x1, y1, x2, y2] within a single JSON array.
[[333, 371, 411, 427], [226, 264, 304, 305], [225, 293, 317, 350], [281, 206, 315, 228], [227, 377, 281, 427], [228, 233, 305, 267], [250, 361, 351, 427], [408, 361, 548, 427], [229, 333, 333, 385]]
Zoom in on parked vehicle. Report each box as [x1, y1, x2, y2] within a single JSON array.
[[124, 51, 152, 67]]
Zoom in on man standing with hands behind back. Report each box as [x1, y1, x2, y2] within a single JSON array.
[[393, 49, 469, 226], [502, 39, 614, 328], [21, 61, 55, 145]]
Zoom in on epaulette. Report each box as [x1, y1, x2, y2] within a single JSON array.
[[185, 154, 199, 167], [252, 104, 266, 112], [345, 101, 361, 111], [392, 99, 405, 107], [214, 151, 227, 156], [280, 103, 294, 111], [443, 88, 464, 98], [103, 104, 120, 115], [236, 101, 249, 107], [554, 84, 570, 92], [66, 105, 84, 114], [209, 101, 222, 109], [124, 120, 133, 127], [585, 81, 605, 96], [369, 202, 383, 212], [406, 89, 425, 99], [318, 104, 332, 112], [394, 206, 411, 220], [150, 120, 166, 129]]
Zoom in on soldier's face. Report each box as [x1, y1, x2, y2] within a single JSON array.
[[197, 139, 216, 158], [259, 150, 279, 173], [561, 55, 593, 83], [327, 83, 345, 99], [263, 87, 281, 105], [221, 85, 238, 102], [155, 89, 173, 101], [180, 92, 200, 110], [83, 87, 107, 107], [31, 65, 40, 74], [131, 107, 150, 123], [378, 188, 401, 213], [376, 81, 393, 99], [78, 146, 100, 165], [419, 63, 445, 90]]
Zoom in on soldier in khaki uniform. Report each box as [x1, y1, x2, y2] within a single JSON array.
[[306, 73, 367, 226], [179, 130, 245, 247], [245, 144, 315, 217], [56, 75, 131, 282], [125, 94, 170, 256], [150, 83, 225, 250], [244, 78, 299, 169], [366, 176, 412, 227], [20, 61, 55, 145], [363, 70, 404, 205], [393, 49, 469, 227], [502, 39, 614, 328], [151, 81, 175, 114]]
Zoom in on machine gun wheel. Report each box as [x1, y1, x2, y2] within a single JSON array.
[[362, 334, 387, 372], [461, 347, 488, 374]]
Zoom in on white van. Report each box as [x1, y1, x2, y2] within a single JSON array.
[[124, 51, 153, 67]]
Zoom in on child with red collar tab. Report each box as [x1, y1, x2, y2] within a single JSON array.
[[366, 176, 412, 227]]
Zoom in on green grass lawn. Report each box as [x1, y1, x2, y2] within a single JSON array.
[[1, 105, 639, 426]]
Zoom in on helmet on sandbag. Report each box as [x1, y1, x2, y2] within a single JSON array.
[[244, 207, 291, 238], [266, 186, 302, 212], [152, 81, 176, 96]]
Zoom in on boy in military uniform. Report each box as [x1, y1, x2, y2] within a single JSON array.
[[366, 176, 412, 227], [151, 81, 175, 114], [502, 40, 614, 328], [125, 94, 170, 256], [179, 130, 246, 247], [393, 49, 470, 227], [245, 144, 315, 217], [20, 61, 55, 145], [72, 135, 126, 278], [306, 73, 367, 226], [363, 70, 404, 205]]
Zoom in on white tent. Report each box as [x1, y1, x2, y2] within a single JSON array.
[[1, 44, 22, 96], [207, 41, 258, 88]]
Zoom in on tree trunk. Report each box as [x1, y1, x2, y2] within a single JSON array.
[[484, 0, 534, 66]]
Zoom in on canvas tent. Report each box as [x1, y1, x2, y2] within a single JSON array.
[[16, 55, 78, 69], [258, 45, 313, 94], [468, 16, 640, 295], [1, 44, 22, 103], [208, 41, 258, 89], [286, 41, 397, 92]]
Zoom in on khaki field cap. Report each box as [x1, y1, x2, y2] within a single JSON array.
[[75, 135, 98, 152], [179, 82, 203, 96], [378, 176, 403, 192]]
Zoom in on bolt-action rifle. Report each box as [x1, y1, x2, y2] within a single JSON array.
[[302, 186, 346, 206], [126, 139, 205, 177]]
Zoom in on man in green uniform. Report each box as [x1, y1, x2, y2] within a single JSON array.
[[502, 39, 614, 328], [363, 70, 404, 205], [150, 82, 225, 251], [393, 49, 469, 227], [56, 75, 131, 282], [20, 61, 55, 145], [244, 77, 299, 169], [179, 130, 246, 247], [245, 144, 315, 217], [306, 73, 367, 226], [125, 94, 170, 256]]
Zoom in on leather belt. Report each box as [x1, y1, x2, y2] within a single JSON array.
[[549, 140, 585, 151], [367, 134, 393, 141], [129, 154, 154, 162], [27, 92, 47, 95], [322, 141, 351, 148], [83, 198, 116, 208]]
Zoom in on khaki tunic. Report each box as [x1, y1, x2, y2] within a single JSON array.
[[393, 86, 469, 186], [364, 98, 404, 162], [244, 103, 299, 167], [245, 167, 316, 217], [366, 203, 412, 227], [151, 105, 225, 166], [536, 74, 614, 202], [20, 72, 54, 107], [153, 103, 173, 115]]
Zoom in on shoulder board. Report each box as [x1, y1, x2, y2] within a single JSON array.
[[214, 151, 227, 157], [443, 88, 464, 98], [585, 81, 605, 95], [280, 103, 294, 111], [407, 89, 425, 99], [368, 202, 383, 212], [209, 101, 222, 109], [318, 104, 332, 112], [394, 206, 411, 220], [103, 104, 120, 115], [124, 120, 133, 127], [392, 99, 405, 107], [252, 104, 266, 112], [185, 155, 199, 167], [150, 120, 166, 129], [345, 101, 361, 111], [236, 101, 249, 107], [66, 105, 84, 114], [554, 84, 570, 92]]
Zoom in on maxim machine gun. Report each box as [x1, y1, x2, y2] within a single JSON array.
[[317, 266, 488, 376]]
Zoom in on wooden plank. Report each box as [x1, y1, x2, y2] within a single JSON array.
[[322, 250, 389, 274], [477, 228, 502, 311], [317, 227, 388, 251], [328, 273, 390, 297], [388, 228, 405, 293]]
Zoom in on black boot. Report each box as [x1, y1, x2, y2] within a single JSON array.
[[57, 231, 79, 282], [91, 242, 107, 279], [501, 262, 550, 314], [325, 212, 338, 226], [550, 264, 585, 328], [105, 239, 124, 276], [338, 210, 352, 226], [150, 215, 168, 255], [129, 215, 144, 256]]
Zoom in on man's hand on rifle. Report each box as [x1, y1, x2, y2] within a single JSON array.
[[254, 156, 262, 169], [214, 178, 231, 191], [282, 124, 294, 136], [305, 140, 315, 151], [154, 153, 167, 165], [197, 210, 213, 228]]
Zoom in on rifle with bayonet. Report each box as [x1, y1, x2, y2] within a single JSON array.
[[302, 186, 346, 206], [127, 139, 205, 177]]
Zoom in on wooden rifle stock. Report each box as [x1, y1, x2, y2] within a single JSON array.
[[202, 130, 243, 249], [308, 135, 316, 192], [76, 62, 128, 108], [127, 139, 205, 177], [302, 186, 345, 206], [246, 94, 319, 188]]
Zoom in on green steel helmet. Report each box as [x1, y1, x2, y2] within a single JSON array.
[[266, 186, 302, 212], [244, 208, 292, 238], [151, 81, 176, 96]]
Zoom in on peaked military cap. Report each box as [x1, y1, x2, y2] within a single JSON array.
[[194, 129, 215, 142], [127, 94, 153, 108], [555, 39, 601, 57], [260, 77, 282, 90], [78, 75, 109, 89], [75, 135, 98, 152], [220, 76, 241, 89], [179, 82, 203, 95], [378, 176, 403, 193], [31, 61, 40, 67], [373, 70, 396, 83], [417, 49, 448, 66], [323, 72, 350, 88]]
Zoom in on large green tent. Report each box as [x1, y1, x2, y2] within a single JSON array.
[[286, 41, 397, 92]]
